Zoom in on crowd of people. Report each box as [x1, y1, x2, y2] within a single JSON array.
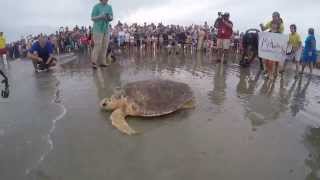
[[0, 0, 318, 77], [107, 18, 239, 56], [258, 12, 318, 79], [1, 23, 240, 60], [1, 21, 242, 72], [1, 26, 93, 60]]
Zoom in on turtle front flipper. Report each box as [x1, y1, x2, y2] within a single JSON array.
[[110, 109, 137, 135]]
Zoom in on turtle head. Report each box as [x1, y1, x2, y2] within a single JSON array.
[[100, 93, 124, 111], [100, 98, 112, 111]]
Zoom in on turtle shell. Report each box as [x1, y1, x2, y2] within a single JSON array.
[[123, 79, 194, 116]]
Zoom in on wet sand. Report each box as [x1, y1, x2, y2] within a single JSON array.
[[0, 51, 320, 180]]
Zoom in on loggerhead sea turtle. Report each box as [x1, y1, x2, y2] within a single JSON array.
[[100, 79, 195, 135]]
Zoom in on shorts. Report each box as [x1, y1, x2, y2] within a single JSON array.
[[302, 53, 317, 64], [0, 48, 7, 55], [36, 57, 57, 69], [286, 48, 302, 62], [217, 39, 231, 50]]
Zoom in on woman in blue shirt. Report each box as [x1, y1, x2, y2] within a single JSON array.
[[301, 28, 317, 74]]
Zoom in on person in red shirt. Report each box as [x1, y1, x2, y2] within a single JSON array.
[[80, 33, 91, 54], [214, 12, 233, 63]]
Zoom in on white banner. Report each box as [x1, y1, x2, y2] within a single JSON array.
[[258, 32, 289, 62]]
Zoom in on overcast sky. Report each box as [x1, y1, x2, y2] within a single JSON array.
[[1, 0, 319, 45]]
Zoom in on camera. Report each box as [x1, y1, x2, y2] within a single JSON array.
[[217, 12, 229, 19], [105, 13, 113, 22], [215, 12, 224, 26]]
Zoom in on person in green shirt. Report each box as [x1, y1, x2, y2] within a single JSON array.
[[91, 0, 113, 69]]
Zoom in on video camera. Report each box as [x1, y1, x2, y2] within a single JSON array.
[[215, 12, 227, 27], [218, 12, 229, 19]]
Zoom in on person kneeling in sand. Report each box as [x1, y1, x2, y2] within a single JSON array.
[[27, 35, 57, 72]]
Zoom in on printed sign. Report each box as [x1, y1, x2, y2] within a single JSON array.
[[258, 32, 289, 62]]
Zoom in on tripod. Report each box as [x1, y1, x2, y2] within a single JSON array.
[[0, 70, 9, 98]]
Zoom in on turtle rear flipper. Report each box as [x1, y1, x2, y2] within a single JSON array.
[[181, 99, 196, 109], [111, 109, 137, 135]]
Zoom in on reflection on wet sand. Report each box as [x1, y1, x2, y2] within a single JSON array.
[[92, 65, 122, 100], [208, 63, 227, 106], [237, 70, 313, 131], [304, 127, 320, 180], [63, 52, 320, 179], [1, 52, 320, 180], [236, 67, 261, 98], [291, 76, 312, 117]]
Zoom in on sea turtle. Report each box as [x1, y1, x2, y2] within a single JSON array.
[[100, 79, 195, 135]]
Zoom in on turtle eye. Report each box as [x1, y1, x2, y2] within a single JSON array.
[[107, 99, 113, 105]]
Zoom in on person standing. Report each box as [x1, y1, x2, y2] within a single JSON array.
[[282, 24, 302, 77], [301, 28, 317, 75], [197, 28, 206, 52], [214, 12, 233, 63], [0, 32, 7, 64], [91, 0, 113, 69], [260, 11, 284, 79]]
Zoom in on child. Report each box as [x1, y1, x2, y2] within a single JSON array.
[[301, 28, 317, 74]]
